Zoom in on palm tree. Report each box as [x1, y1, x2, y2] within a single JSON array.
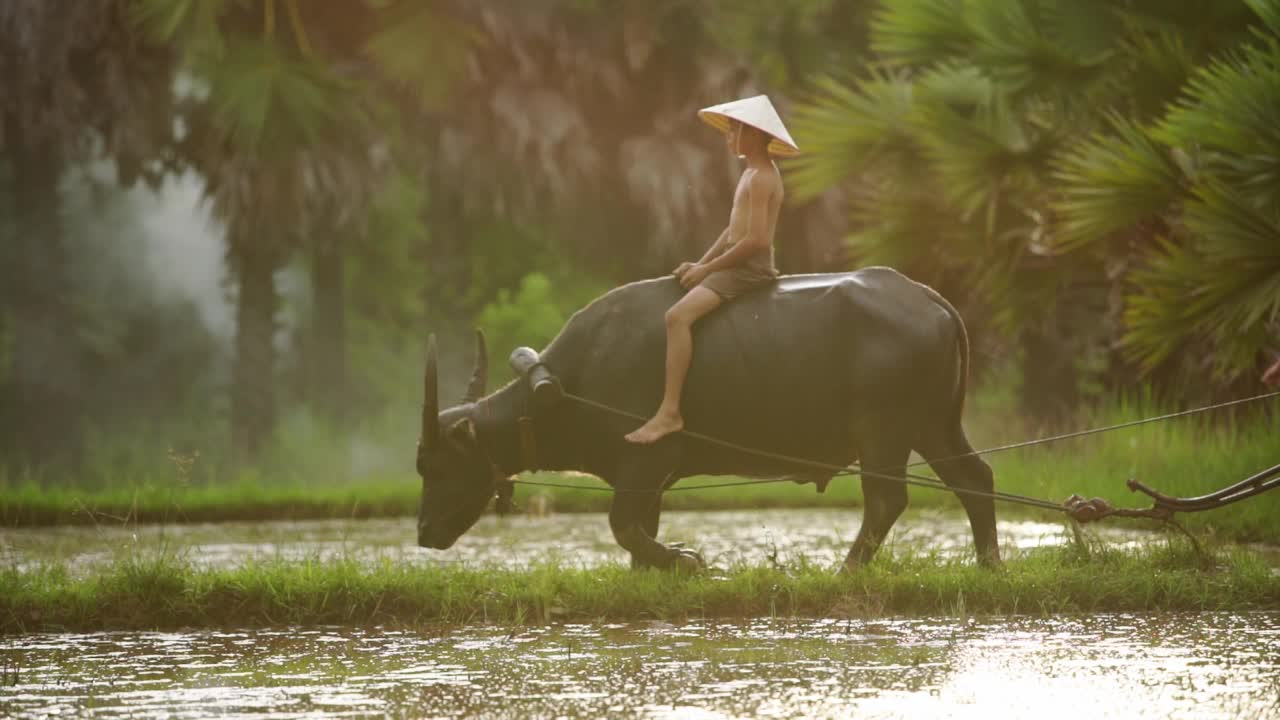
[[133, 0, 478, 456], [135, 0, 366, 457], [1054, 1, 1280, 383], [787, 0, 1260, 415], [0, 0, 175, 462]]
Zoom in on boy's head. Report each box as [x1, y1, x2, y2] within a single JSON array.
[[698, 95, 800, 157], [726, 119, 770, 158]]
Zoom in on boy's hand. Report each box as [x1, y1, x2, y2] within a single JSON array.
[[680, 263, 711, 289], [672, 261, 695, 279]]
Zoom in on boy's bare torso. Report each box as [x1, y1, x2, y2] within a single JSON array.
[[726, 164, 783, 263]]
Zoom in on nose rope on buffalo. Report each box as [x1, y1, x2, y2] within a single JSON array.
[[506, 389, 1280, 524]]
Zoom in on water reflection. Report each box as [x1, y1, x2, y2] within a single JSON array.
[[0, 508, 1152, 573], [2, 614, 1277, 719]]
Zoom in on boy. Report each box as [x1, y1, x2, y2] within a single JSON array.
[[626, 95, 800, 444]]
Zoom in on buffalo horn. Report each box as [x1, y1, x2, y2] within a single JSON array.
[[422, 334, 439, 448], [464, 328, 488, 402]]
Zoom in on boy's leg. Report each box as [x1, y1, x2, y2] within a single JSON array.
[[625, 286, 723, 444]]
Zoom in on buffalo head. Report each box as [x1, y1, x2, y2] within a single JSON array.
[[416, 330, 497, 549]]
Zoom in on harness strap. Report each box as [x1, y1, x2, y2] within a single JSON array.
[[473, 397, 519, 514], [518, 416, 539, 472]]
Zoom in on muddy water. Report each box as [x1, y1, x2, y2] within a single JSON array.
[[0, 508, 1150, 571], [2, 614, 1277, 718]]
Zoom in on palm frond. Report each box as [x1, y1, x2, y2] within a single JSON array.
[[1113, 22, 1199, 120], [1120, 0, 1258, 39], [1035, 0, 1125, 58], [1185, 179, 1280, 264], [966, 0, 1114, 101], [1051, 114, 1185, 250], [363, 2, 477, 111], [202, 38, 353, 156], [1155, 38, 1280, 208], [913, 81, 1055, 220], [1120, 238, 1199, 372], [1245, 0, 1280, 37], [844, 179, 965, 270], [916, 62, 991, 111], [870, 0, 971, 66], [1156, 38, 1280, 172], [1124, 182, 1280, 377], [786, 72, 921, 202], [129, 0, 228, 59]]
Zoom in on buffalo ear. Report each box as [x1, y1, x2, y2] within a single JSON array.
[[446, 417, 478, 450]]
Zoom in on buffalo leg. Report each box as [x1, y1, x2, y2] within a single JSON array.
[[917, 427, 1001, 566], [843, 442, 911, 571], [608, 455, 700, 570], [628, 493, 663, 569], [610, 493, 700, 570]]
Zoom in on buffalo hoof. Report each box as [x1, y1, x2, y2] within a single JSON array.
[[669, 547, 706, 573], [628, 543, 706, 572]]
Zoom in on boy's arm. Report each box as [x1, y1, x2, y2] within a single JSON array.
[[697, 227, 732, 264], [697, 172, 775, 274], [674, 227, 730, 278]]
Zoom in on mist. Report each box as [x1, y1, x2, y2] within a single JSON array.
[[130, 171, 234, 346]]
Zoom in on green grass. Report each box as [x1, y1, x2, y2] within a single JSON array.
[[959, 392, 1280, 543], [0, 476, 418, 526], [3, 390, 1277, 543], [2, 540, 1276, 633]]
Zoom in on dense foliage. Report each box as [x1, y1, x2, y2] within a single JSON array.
[[0, 0, 1274, 485], [790, 0, 1280, 414]]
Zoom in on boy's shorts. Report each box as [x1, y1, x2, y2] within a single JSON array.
[[699, 266, 778, 300]]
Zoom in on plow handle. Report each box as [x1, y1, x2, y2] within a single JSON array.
[[1125, 478, 1177, 506]]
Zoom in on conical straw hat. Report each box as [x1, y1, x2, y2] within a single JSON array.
[[698, 94, 800, 157]]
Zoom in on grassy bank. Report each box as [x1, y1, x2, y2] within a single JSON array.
[[0, 477, 418, 527], [3, 392, 1276, 541], [0, 473, 875, 526], [2, 542, 1276, 633]]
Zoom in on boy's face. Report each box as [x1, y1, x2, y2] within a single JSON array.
[[726, 120, 744, 158]]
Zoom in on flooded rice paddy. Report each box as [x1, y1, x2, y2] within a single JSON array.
[[0, 508, 1154, 572], [3, 613, 1278, 718], [4, 509, 1278, 717]]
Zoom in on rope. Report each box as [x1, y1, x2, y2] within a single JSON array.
[[514, 467, 1064, 510], [505, 388, 1280, 520], [902, 389, 1280, 471]]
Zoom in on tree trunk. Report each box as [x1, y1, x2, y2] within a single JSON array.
[[0, 123, 82, 465], [231, 238, 279, 461], [423, 188, 470, 338], [310, 232, 347, 424], [1020, 323, 1078, 426]]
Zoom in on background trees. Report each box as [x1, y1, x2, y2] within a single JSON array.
[[132, 0, 472, 457], [789, 0, 1276, 418], [1, 0, 1274, 480], [1055, 0, 1280, 383], [0, 0, 175, 464]]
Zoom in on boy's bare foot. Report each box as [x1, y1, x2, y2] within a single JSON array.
[[625, 412, 684, 444]]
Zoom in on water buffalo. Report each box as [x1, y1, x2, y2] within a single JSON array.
[[416, 267, 1000, 570]]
